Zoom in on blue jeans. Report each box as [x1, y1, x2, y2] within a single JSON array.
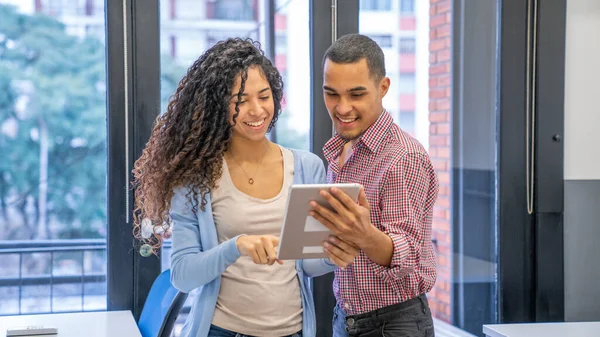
[[207, 324, 302, 337], [332, 294, 435, 337]]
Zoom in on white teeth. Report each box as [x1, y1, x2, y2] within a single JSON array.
[[337, 116, 358, 123], [245, 119, 265, 127]]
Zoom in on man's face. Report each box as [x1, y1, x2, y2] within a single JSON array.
[[322, 58, 390, 141]]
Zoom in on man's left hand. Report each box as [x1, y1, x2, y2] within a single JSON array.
[[309, 186, 376, 249]]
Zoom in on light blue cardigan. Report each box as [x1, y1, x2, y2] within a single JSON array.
[[169, 149, 337, 337]]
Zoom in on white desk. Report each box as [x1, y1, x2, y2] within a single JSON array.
[[484, 321, 600, 337], [0, 311, 142, 337]]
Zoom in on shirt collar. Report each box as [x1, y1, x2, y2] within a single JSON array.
[[323, 109, 393, 163]]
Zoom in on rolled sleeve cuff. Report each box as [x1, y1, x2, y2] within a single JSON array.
[[371, 233, 410, 282], [223, 234, 244, 264]]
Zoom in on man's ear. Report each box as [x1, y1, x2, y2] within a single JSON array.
[[379, 77, 391, 98]]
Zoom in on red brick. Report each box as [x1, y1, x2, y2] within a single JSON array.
[[430, 38, 447, 52], [429, 111, 449, 123], [438, 185, 450, 196], [429, 53, 437, 64], [430, 135, 448, 146], [436, 1, 452, 15], [429, 300, 440, 315], [434, 241, 452, 255], [428, 101, 437, 111], [429, 63, 450, 75], [436, 280, 452, 293], [433, 230, 451, 245], [437, 49, 451, 62], [436, 25, 452, 38], [430, 13, 448, 28], [430, 5, 437, 16], [432, 158, 448, 171], [438, 74, 452, 86], [429, 77, 438, 88], [436, 266, 451, 280], [436, 195, 450, 207], [434, 288, 451, 304], [440, 303, 452, 319], [429, 0, 453, 323], [429, 124, 437, 134], [437, 254, 449, 267], [436, 122, 451, 135], [433, 206, 448, 219], [429, 88, 447, 99], [437, 147, 451, 159], [436, 98, 451, 111]]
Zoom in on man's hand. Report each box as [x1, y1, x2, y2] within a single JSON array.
[[323, 235, 360, 268], [310, 186, 394, 267], [309, 186, 376, 249], [236, 235, 283, 265]]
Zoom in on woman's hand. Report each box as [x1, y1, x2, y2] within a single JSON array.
[[236, 235, 283, 265], [323, 235, 360, 269]]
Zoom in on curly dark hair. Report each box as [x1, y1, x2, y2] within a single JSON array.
[[131, 38, 284, 251]]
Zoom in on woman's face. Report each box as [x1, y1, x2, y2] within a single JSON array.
[[229, 65, 274, 142]]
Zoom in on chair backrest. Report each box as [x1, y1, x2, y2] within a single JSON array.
[[138, 269, 189, 337]]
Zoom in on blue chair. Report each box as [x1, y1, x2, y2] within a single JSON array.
[[138, 269, 188, 337]]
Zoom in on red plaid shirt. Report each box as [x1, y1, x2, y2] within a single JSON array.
[[323, 110, 439, 315]]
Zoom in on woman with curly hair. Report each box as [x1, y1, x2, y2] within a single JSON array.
[[131, 38, 358, 337]]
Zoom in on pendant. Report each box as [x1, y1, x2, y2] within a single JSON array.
[[248, 178, 254, 185]]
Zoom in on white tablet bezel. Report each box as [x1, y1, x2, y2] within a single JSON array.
[[276, 183, 361, 260]]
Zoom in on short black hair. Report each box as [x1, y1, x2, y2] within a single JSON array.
[[322, 34, 386, 80]]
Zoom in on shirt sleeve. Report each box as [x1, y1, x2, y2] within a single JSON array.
[[369, 152, 438, 282]]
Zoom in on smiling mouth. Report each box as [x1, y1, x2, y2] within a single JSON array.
[[336, 116, 359, 123], [244, 119, 265, 127]]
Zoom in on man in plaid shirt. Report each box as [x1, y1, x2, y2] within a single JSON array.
[[309, 34, 439, 337]]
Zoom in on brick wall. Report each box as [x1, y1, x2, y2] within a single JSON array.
[[428, 0, 453, 324]]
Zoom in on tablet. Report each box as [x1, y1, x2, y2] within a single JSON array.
[[276, 183, 361, 260]]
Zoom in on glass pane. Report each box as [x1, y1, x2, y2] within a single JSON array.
[[0, 0, 107, 314], [273, 0, 310, 150], [360, 1, 500, 336], [159, 0, 310, 151], [21, 285, 51, 314]]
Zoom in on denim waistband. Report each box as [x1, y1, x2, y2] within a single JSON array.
[[345, 293, 429, 321]]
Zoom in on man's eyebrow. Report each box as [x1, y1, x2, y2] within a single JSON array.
[[323, 86, 367, 92]]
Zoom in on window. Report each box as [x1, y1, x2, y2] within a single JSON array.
[[206, 30, 257, 48], [368, 34, 393, 48], [0, 0, 108, 314], [359, 0, 392, 11], [398, 111, 415, 132], [272, 0, 310, 150], [399, 0, 415, 14], [399, 37, 416, 54], [275, 34, 287, 54], [206, 0, 256, 21], [398, 73, 416, 93]]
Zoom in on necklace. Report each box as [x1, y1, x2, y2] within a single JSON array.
[[229, 142, 268, 185]]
